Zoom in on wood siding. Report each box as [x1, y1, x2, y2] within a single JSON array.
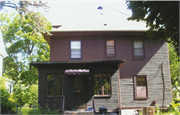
[[37, 32, 172, 110], [120, 43, 172, 108], [38, 63, 120, 112]]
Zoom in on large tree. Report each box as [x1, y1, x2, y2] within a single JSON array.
[[126, 1, 179, 54], [0, 12, 52, 85], [0, 1, 47, 13], [0, 1, 50, 35]]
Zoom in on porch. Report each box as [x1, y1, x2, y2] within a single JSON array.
[[31, 60, 125, 113]]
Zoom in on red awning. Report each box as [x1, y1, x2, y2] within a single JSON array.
[[64, 69, 89, 75]]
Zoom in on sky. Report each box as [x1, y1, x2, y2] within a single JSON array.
[[0, 1, 132, 25], [43, 0, 132, 25]]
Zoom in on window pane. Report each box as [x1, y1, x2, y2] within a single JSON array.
[[137, 76, 146, 86], [102, 74, 110, 95], [106, 40, 115, 57], [137, 86, 147, 97], [55, 74, 63, 96], [134, 41, 144, 58], [46, 91, 54, 96], [71, 41, 81, 59], [134, 49, 143, 56], [94, 74, 102, 95], [136, 76, 147, 98], [46, 74, 54, 96], [134, 41, 143, 48]]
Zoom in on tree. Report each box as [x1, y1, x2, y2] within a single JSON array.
[[0, 77, 15, 114], [126, 1, 179, 54], [0, 1, 50, 35], [168, 43, 180, 93], [0, 1, 47, 14], [0, 12, 52, 85]]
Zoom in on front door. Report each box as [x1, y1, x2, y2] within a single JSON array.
[[73, 76, 84, 109]]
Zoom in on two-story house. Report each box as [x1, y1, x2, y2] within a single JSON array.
[[31, 8, 172, 113]]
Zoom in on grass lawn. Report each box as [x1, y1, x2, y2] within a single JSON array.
[[18, 107, 33, 114]]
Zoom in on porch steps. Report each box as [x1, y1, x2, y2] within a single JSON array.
[[64, 110, 94, 115]]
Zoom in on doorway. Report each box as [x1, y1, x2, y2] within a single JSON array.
[[73, 76, 84, 109]]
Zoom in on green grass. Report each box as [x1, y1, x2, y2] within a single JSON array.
[[18, 107, 33, 114]]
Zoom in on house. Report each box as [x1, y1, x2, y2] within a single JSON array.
[[31, 7, 172, 114], [0, 30, 15, 94]]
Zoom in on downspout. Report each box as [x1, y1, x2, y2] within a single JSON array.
[[159, 62, 165, 108]]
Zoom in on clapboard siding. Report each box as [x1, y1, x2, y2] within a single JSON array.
[[120, 42, 172, 108], [86, 70, 120, 112]]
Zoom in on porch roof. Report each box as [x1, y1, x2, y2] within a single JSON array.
[[31, 60, 125, 69]]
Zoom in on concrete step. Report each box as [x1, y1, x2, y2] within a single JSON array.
[[64, 110, 94, 115]]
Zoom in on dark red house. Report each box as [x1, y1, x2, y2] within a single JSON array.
[[31, 9, 172, 114]]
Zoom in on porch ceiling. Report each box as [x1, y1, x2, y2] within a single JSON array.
[[31, 60, 125, 69]]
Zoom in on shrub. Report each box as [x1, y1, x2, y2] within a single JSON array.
[[155, 101, 180, 115], [173, 98, 180, 104], [27, 104, 61, 114], [0, 77, 16, 114]]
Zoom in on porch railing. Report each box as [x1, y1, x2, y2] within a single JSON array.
[[62, 96, 65, 113], [92, 96, 96, 114]]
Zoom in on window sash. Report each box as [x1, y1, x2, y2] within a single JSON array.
[[71, 41, 81, 59], [46, 74, 63, 97], [94, 73, 111, 96], [134, 40, 144, 59], [134, 75, 147, 99], [106, 40, 115, 57]]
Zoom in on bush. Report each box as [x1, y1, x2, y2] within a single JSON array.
[[27, 104, 61, 114], [0, 77, 16, 114], [155, 101, 180, 115], [174, 98, 180, 104]]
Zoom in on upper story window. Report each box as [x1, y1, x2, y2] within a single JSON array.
[[46, 74, 63, 97], [133, 40, 144, 59], [134, 75, 148, 99], [106, 40, 115, 57], [71, 41, 81, 60], [94, 73, 111, 96]]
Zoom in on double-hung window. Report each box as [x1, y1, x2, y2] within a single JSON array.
[[46, 74, 63, 97], [133, 40, 144, 59], [134, 75, 148, 99], [94, 73, 111, 96], [106, 40, 115, 57], [71, 41, 81, 59]]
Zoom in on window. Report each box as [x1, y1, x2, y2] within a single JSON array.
[[134, 75, 148, 99], [94, 73, 111, 96], [133, 40, 144, 59], [106, 40, 115, 57], [46, 74, 63, 97], [71, 41, 81, 59]]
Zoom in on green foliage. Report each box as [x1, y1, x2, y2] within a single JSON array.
[[28, 104, 61, 114], [12, 84, 38, 107], [0, 1, 49, 34], [155, 102, 180, 115], [13, 84, 28, 106], [0, 77, 16, 114], [26, 84, 38, 106], [168, 43, 180, 95], [0, 12, 52, 85], [173, 98, 180, 104], [126, 1, 179, 54]]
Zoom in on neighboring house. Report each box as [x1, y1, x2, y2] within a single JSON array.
[[31, 7, 172, 113], [0, 30, 15, 94]]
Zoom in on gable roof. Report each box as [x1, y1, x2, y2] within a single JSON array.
[[0, 31, 8, 58], [50, 6, 148, 32]]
